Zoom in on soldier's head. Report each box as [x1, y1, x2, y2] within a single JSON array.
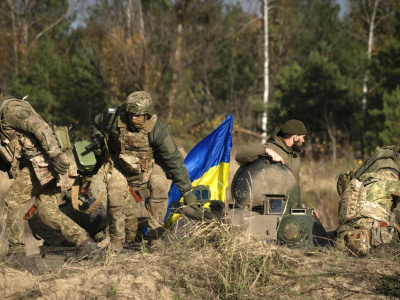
[[125, 91, 155, 129], [278, 119, 307, 152]]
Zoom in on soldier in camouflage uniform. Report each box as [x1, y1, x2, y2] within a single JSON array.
[[337, 169, 400, 255], [90, 91, 197, 251], [0, 95, 99, 256]]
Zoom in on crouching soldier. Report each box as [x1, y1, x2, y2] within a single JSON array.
[[336, 168, 400, 255], [90, 91, 197, 251], [0, 95, 99, 257]]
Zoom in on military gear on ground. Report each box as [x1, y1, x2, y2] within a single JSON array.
[[232, 156, 300, 214], [125, 91, 155, 116], [277, 208, 330, 248], [280, 119, 307, 135], [236, 126, 302, 182], [51, 152, 70, 175]]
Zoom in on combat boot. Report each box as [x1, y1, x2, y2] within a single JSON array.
[[76, 238, 101, 260]]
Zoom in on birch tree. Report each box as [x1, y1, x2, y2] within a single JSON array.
[[261, 0, 269, 143]]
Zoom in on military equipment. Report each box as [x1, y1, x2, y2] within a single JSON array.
[[231, 156, 300, 214], [277, 208, 330, 247], [126, 91, 155, 116], [228, 156, 331, 248], [85, 107, 117, 152], [73, 140, 98, 174]]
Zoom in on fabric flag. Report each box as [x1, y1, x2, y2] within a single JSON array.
[[165, 114, 233, 224]]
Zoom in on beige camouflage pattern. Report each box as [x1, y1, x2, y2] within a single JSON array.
[[125, 91, 154, 116], [337, 170, 400, 254], [29, 153, 56, 185], [107, 156, 137, 245], [1, 98, 90, 251], [5, 164, 89, 251]]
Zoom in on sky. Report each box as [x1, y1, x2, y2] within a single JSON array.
[[70, 0, 349, 29]]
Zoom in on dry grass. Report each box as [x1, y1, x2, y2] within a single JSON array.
[[1, 157, 400, 299], [1, 218, 399, 299]]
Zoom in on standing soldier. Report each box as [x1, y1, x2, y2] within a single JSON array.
[[90, 91, 197, 251], [0, 95, 99, 257]]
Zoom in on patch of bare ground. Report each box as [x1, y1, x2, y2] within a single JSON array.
[[1, 219, 400, 299]]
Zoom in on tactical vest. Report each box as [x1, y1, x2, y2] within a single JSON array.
[[115, 113, 157, 189]]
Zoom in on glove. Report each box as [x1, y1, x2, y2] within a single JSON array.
[[183, 190, 197, 205], [91, 130, 104, 142], [51, 152, 70, 175]]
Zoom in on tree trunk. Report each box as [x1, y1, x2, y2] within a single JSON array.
[[167, 21, 183, 124], [261, 0, 269, 143]]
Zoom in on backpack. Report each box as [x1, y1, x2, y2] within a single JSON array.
[[336, 146, 400, 196]]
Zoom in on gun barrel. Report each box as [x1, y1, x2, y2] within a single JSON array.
[[85, 140, 100, 152]]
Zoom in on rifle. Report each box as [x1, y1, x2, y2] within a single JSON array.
[[85, 107, 117, 153]]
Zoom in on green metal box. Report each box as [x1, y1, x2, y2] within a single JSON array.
[[73, 141, 97, 173]]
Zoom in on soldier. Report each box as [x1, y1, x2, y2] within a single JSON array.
[[235, 119, 307, 182], [0, 95, 99, 257], [90, 91, 197, 251], [336, 168, 400, 255]]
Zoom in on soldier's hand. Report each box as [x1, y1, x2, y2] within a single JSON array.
[[92, 130, 104, 141], [51, 152, 70, 175], [265, 148, 285, 164], [183, 190, 197, 206]]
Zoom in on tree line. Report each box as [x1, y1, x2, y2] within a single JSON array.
[[1, 0, 400, 161]]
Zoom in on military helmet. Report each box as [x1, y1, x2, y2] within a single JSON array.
[[125, 91, 155, 116]]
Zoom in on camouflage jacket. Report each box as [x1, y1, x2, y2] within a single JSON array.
[[235, 126, 301, 181], [90, 106, 192, 194], [0, 97, 62, 160], [359, 171, 400, 214]]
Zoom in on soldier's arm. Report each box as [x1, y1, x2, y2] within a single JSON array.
[[235, 144, 268, 166], [3, 101, 61, 158], [90, 113, 104, 141], [386, 181, 400, 197], [149, 118, 192, 194]]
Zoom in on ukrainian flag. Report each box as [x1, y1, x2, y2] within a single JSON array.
[[165, 115, 233, 226]]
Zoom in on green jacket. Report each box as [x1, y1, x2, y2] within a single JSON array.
[[90, 106, 192, 194], [235, 127, 301, 181]]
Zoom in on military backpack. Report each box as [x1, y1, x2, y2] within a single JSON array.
[[336, 145, 400, 196]]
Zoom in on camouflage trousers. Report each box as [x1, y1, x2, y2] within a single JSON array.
[[107, 160, 171, 245], [5, 163, 89, 251]]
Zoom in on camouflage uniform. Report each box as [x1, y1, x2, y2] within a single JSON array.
[[235, 127, 302, 182], [0, 96, 90, 252], [90, 91, 194, 249], [336, 170, 400, 255]]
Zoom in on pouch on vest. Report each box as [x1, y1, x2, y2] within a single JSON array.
[[53, 125, 72, 152], [30, 154, 56, 186], [119, 154, 141, 175], [371, 227, 393, 246], [346, 227, 370, 255], [338, 178, 365, 224]]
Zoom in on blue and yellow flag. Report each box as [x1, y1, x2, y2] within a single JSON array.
[[165, 115, 233, 226]]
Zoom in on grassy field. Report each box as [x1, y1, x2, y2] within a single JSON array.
[[1, 155, 400, 299]]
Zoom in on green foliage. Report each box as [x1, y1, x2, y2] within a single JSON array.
[[1, 0, 400, 159], [379, 87, 400, 146]]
